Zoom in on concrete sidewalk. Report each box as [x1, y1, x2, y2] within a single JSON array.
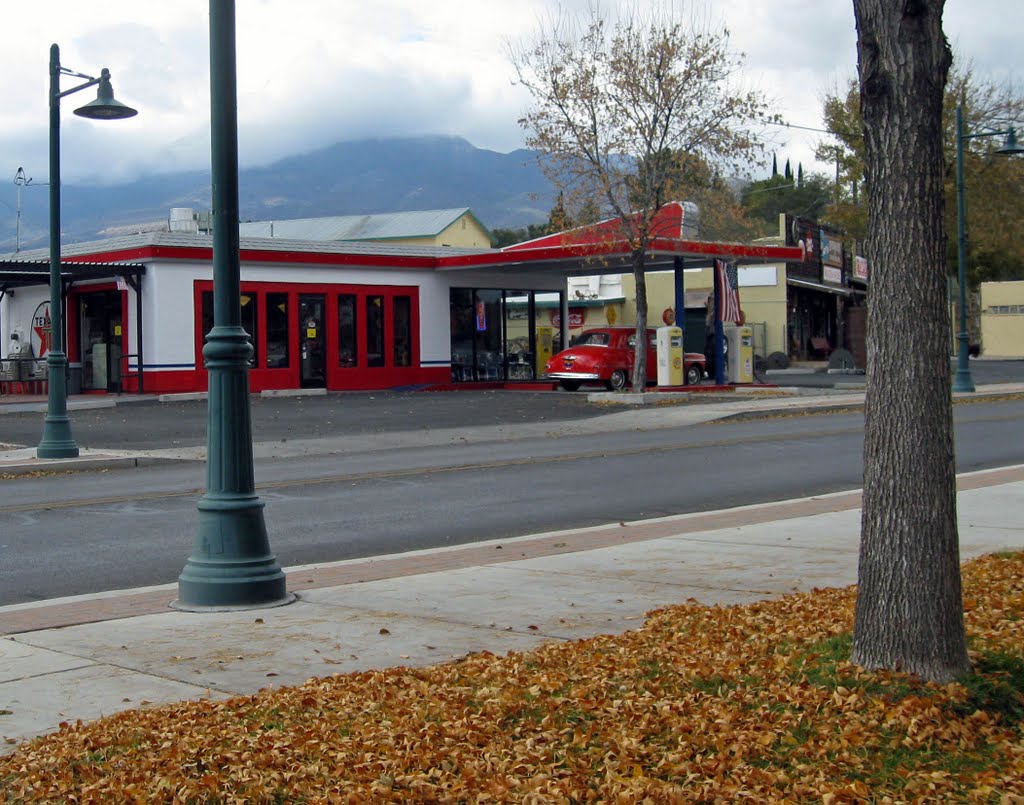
[[2, 464, 1022, 753]]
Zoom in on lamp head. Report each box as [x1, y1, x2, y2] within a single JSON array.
[[73, 69, 137, 120], [996, 127, 1024, 156]]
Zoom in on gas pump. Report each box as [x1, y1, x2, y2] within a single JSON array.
[[535, 326, 553, 377], [724, 325, 754, 383], [656, 326, 683, 386]]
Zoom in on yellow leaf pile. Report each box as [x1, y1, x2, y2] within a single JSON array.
[[3, 552, 1023, 802]]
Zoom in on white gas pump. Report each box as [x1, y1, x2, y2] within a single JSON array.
[[656, 326, 683, 386]]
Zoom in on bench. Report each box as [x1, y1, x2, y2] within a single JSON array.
[[809, 337, 833, 359]]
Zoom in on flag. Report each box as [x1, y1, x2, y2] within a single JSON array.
[[714, 259, 741, 323]]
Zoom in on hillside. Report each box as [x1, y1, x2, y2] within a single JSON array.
[[5, 135, 554, 251]]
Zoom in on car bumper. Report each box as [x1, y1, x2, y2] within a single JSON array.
[[545, 371, 602, 381]]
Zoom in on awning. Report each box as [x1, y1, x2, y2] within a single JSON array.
[[0, 259, 145, 291], [786, 276, 854, 297]]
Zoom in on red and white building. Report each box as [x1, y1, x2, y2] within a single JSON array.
[[0, 204, 801, 395]]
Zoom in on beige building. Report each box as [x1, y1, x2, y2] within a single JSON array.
[[980, 281, 1024, 358], [239, 207, 495, 249]]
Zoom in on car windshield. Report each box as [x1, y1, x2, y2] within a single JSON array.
[[575, 332, 610, 347]]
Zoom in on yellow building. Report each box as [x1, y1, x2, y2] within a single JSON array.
[[239, 207, 495, 249], [980, 281, 1024, 358]]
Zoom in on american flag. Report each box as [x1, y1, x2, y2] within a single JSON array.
[[714, 259, 742, 323]]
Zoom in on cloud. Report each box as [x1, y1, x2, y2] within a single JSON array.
[[0, 0, 1017, 194]]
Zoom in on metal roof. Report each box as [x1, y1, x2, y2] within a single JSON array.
[[0, 259, 145, 290], [5, 231, 486, 262], [238, 208, 490, 242]]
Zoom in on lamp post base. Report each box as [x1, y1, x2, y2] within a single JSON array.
[[176, 495, 290, 609], [37, 418, 80, 459], [952, 368, 976, 394]]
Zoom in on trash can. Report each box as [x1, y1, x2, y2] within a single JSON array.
[[67, 362, 83, 395]]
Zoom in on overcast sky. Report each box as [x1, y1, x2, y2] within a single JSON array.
[[1, 0, 1018, 195]]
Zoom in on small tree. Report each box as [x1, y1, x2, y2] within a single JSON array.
[[509, 4, 772, 390], [851, 0, 970, 682]]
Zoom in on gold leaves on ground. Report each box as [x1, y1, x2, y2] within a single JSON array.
[[2, 553, 1024, 802]]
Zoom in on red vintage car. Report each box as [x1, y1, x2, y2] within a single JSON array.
[[545, 327, 706, 391]]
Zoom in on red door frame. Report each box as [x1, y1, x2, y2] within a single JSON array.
[[192, 280, 421, 392], [66, 283, 131, 391]]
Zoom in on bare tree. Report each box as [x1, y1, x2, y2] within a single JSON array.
[[509, 4, 771, 390], [851, 0, 970, 681]]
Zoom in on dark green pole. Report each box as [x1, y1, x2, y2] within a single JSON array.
[[37, 44, 79, 459], [673, 256, 686, 382], [952, 104, 975, 393], [176, 0, 290, 609]]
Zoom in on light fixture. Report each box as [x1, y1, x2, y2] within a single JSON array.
[[37, 46, 136, 459]]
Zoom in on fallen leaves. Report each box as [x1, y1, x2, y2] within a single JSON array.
[[1, 552, 1023, 802]]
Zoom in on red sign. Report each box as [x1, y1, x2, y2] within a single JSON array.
[[551, 309, 585, 328], [31, 302, 52, 358]]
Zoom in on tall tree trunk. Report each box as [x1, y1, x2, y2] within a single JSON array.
[[633, 250, 648, 392], [851, 0, 969, 682]]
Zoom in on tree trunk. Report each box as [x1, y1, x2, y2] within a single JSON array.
[[632, 250, 648, 392], [851, 0, 969, 682]]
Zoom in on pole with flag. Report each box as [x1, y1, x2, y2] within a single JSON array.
[[713, 259, 742, 384]]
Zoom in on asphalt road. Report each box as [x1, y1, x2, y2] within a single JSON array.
[[0, 390, 609, 451], [1, 396, 1022, 605]]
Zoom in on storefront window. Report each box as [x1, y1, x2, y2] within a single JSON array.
[[201, 291, 258, 366], [337, 294, 357, 367], [265, 293, 289, 368], [366, 295, 384, 367], [393, 296, 411, 367]]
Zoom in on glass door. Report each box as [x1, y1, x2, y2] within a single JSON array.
[[78, 291, 123, 392], [298, 294, 326, 388]]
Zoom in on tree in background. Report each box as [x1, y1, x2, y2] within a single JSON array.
[[741, 169, 833, 235], [851, 0, 969, 682], [509, 3, 772, 391], [818, 72, 1024, 282]]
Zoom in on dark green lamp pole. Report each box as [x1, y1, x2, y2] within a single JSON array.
[[175, 0, 291, 609], [952, 105, 1024, 393], [38, 45, 136, 459]]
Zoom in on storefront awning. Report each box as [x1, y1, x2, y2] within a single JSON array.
[[0, 259, 145, 291], [787, 276, 854, 297]]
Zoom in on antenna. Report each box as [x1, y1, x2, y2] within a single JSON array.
[[13, 168, 48, 253]]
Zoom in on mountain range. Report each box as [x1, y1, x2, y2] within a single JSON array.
[[5, 135, 556, 252]]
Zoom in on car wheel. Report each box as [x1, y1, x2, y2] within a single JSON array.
[[686, 365, 702, 386], [607, 369, 628, 391], [559, 380, 581, 392]]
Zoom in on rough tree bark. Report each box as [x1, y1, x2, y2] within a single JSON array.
[[851, 0, 970, 681]]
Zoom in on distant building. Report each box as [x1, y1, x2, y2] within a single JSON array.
[[980, 281, 1024, 358], [239, 208, 495, 250]]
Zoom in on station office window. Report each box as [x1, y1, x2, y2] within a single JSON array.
[[366, 295, 385, 367], [266, 293, 289, 368], [202, 290, 259, 366], [338, 294, 357, 367], [393, 295, 411, 367]]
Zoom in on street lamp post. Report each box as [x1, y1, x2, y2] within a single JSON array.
[[37, 45, 137, 459], [952, 104, 1024, 393], [174, 0, 290, 609]]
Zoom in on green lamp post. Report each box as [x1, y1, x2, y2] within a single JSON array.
[[952, 105, 1024, 393], [37, 46, 136, 459], [174, 0, 291, 609]]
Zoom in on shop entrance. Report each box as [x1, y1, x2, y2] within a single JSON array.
[[299, 294, 326, 388], [78, 291, 123, 392], [449, 288, 539, 382]]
